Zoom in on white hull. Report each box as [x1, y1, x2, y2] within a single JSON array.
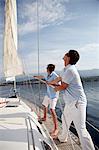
[[0, 97, 58, 150]]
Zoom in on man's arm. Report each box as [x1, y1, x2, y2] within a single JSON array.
[[34, 75, 44, 79], [47, 76, 61, 85], [54, 82, 69, 92]]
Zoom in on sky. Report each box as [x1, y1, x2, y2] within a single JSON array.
[[0, 0, 99, 76]]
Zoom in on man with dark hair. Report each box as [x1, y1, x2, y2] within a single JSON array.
[[48, 50, 95, 150], [47, 64, 55, 72], [66, 50, 80, 65], [34, 64, 59, 137]]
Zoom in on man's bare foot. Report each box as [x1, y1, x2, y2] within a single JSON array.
[[31, 108, 34, 112], [50, 129, 59, 138], [0, 101, 9, 104], [38, 117, 46, 122], [0, 102, 7, 108], [52, 134, 58, 139]]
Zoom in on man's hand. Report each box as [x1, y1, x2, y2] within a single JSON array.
[[33, 75, 44, 79], [54, 87, 58, 92]]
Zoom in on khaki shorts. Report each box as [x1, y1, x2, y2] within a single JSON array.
[[42, 95, 58, 109]]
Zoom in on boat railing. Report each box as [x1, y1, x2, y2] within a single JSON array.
[[25, 115, 56, 150], [0, 87, 20, 98], [9, 87, 20, 96], [25, 116, 35, 150], [86, 121, 99, 133]]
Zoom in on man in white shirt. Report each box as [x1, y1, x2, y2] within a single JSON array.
[[48, 50, 95, 150]]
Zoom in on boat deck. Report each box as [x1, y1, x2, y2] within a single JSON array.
[[43, 116, 81, 150], [23, 98, 82, 150], [0, 98, 58, 150], [0, 99, 29, 150], [0, 97, 82, 150]]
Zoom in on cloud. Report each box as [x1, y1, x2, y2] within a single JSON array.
[[21, 48, 64, 74], [18, 0, 72, 35], [78, 43, 99, 70], [80, 43, 99, 52], [22, 43, 99, 73]]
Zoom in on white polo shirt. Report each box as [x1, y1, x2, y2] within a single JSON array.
[[61, 64, 87, 104]]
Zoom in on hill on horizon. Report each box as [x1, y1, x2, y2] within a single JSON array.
[[0, 69, 99, 82], [78, 69, 99, 77]]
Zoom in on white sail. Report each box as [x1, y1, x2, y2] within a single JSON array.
[[3, 0, 23, 78]]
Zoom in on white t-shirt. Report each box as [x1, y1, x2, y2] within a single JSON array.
[[61, 64, 87, 104]]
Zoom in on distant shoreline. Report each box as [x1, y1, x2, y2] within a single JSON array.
[[0, 76, 99, 86], [81, 76, 99, 82]]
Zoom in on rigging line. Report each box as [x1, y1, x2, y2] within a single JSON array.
[[86, 121, 99, 133], [20, 58, 38, 112], [70, 121, 99, 134], [36, 0, 42, 118], [37, 0, 40, 76]]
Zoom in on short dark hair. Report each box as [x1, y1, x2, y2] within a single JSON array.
[[66, 50, 80, 65], [47, 64, 55, 73]]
